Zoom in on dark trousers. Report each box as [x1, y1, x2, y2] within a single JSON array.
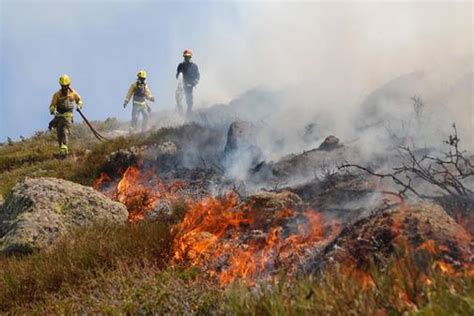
[[184, 85, 194, 115]]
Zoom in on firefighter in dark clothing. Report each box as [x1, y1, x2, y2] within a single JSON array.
[[176, 49, 200, 116], [123, 70, 155, 131]]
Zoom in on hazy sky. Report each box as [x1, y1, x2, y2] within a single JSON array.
[[0, 0, 240, 140], [1, 0, 472, 141]]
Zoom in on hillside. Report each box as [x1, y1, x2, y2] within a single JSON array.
[[0, 112, 472, 314]]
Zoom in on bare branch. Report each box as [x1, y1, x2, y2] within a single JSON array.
[[340, 124, 473, 200]]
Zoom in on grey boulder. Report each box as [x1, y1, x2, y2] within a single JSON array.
[[0, 177, 128, 255]]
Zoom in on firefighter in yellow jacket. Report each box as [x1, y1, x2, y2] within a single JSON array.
[[123, 70, 155, 131], [49, 74, 83, 155]]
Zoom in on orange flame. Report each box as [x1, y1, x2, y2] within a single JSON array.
[[172, 194, 333, 284], [94, 167, 339, 283], [93, 166, 472, 286], [434, 261, 455, 274], [93, 172, 112, 190], [97, 166, 186, 222], [417, 239, 436, 254]]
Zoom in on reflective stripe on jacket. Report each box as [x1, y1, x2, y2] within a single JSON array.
[[56, 112, 74, 120]]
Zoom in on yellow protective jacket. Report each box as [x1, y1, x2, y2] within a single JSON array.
[[49, 88, 83, 119], [124, 82, 154, 105]]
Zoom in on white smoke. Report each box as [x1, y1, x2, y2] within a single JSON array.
[[194, 1, 472, 153]]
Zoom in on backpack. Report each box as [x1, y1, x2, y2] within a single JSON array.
[[56, 89, 74, 114], [133, 82, 147, 101]]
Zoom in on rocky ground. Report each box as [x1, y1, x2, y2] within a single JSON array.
[[0, 177, 127, 255], [306, 203, 473, 273]]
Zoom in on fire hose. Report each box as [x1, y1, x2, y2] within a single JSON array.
[[76, 109, 108, 142]]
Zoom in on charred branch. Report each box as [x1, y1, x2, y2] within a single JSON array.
[[338, 162, 424, 199], [340, 124, 473, 200]]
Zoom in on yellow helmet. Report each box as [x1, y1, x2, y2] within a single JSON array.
[[137, 70, 147, 79], [59, 74, 71, 86]]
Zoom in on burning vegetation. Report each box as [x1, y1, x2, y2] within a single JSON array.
[[95, 166, 186, 222], [94, 166, 340, 284], [91, 120, 473, 290]]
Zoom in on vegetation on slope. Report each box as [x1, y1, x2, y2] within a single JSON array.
[[0, 120, 472, 315], [0, 119, 193, 197]]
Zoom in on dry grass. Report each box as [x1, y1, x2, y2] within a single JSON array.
[[0, 221, 172, 312], [221, 262, 473, 315], [1, 221, 472, 315]]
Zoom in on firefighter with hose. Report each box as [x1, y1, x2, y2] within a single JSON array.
[[176, 49, 200, 117], [48, 74, 83, 155], [123, 70, 155, 132]]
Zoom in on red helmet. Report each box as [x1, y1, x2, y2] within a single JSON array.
[[183, 49, 193, 57]]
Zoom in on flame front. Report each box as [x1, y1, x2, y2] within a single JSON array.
[[96, 167, 334, 284], [93, 166, 471, 286], [172, 194, 331, 284]]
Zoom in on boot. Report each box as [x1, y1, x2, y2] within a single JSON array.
[[59, 144, 69, 155]]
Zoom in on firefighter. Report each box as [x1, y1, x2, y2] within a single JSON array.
[[49, 74, 83, 155], [123, 70, 155, 132], [176, 49, 200, 116]]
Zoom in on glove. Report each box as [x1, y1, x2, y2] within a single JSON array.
[[150, 96, 155, 102], [77, 105, 83, 111]]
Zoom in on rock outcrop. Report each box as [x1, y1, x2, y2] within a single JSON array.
[[271, 145, 358, 183], [243, 191, 308, 232], [247, 191, 304, 213], [0, 177, 128, 255], [102, 146, 148, 176], [317, 135, 342, 151], [224, 121, 256, 154], [223, 121, 263, 174], [308, 203, 473, 272]]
